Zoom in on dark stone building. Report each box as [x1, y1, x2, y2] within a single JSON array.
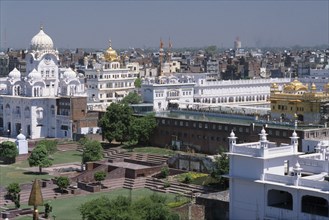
[[150, 110, 327, 155]]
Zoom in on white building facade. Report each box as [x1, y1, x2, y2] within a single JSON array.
[[85, 42, 139, 111], [228, 129, 329, 220], [0, 27, 86, 139], [142, 73, 291, 111], [142, 75, 195, 111]]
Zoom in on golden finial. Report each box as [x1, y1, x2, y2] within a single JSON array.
[[311, 82, 317, 91], [160, 38, 164, 49], [108, 39, 112, 48]]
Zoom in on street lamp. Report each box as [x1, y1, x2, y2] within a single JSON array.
[[7, 129, 10, 140]]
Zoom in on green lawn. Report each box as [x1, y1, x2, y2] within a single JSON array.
[[0, 165, 52, 187], [15, 150, 82, 168], [15, 188, 181, 220], [0, 150, 82, 187]]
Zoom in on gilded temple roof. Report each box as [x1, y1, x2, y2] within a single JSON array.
[[283, 79, 308, 92]]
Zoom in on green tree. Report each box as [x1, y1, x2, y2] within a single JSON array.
[[99, 103, 133, 143], [133, 194, 179, 220], [128, 113, 157, 146], [211, 152, 229, 189], [6, 182, 20, 199], [80, 196, 131, 220], [82, 140, 103, 164], [121, 92, 142, 104], [6, 183, 21, 208], [134, 78, 142, 88], [36, 139, 58, 154], [0, 141, 18, 164], [94, 171, 106, 186], [28, 145, 53, 174], [55, 176, 70, 193], [79, 194, 179, 220]]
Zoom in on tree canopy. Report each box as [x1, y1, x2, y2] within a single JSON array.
[[99, 103, 157, 146], [94, 171, 106, 185], [121, 92, 142, 104], [134, 78, 142, 88], [55, 176, 70, 193], [211, 151, 229, 189], [0, 141, 18, 164], [28, 145, 53, 174], [99, 103, 133, 143], [82, 140, 103, 164], [80, 194, 179, 220], [36, 139, 58, 154]]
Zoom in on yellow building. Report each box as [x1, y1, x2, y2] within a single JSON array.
[[270, 79, 329, 124]]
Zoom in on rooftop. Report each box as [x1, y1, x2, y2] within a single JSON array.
[[154, 110, 324, 131]]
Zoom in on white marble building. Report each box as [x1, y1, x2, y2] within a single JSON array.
[[85, 42, 139, 111], [0, 27, 86, 139], [228, 129, 329, 220], [142, 75, 195, 111], [142, 73, 291, 111]]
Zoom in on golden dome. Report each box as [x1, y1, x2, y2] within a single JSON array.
[[283, 79, 308, 92], [271, 83, 279, 89], [104, 40, 118, 62], [311, 82, 317, 91]]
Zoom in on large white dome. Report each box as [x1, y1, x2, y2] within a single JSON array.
[[30, 27, 54, 51]]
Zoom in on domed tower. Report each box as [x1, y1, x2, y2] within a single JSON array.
[[25, 26, 59, 97]]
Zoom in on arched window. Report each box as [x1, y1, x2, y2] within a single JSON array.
[[302, 195, 329, 217], [267, 189, 293, 210]]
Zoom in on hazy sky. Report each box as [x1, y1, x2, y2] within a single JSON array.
[[1, 0, 328, 49]]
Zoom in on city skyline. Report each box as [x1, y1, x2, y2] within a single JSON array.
[[0, 0, 328, 50]]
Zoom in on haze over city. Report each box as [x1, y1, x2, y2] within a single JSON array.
[[1, 0, 328, 49]]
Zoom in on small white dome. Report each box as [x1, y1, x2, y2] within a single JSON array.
[[8, 68, 21, 79], [63, 68, 76, 79], [28, 69, 42, 80], [30, 27, 54, 51], [261, 128, 266, 135], [230, 130, 235, 137], [17, 133, 26, 140], [292, 130, 297, 137], [295, 161, 300, 168]]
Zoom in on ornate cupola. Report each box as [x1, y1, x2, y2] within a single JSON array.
[[104, 40, 118, 62]]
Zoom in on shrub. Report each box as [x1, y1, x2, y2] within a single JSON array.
[[6, 183, 21, 199], [160, 166, 169, 178], [55, 176, 70, 193], [183, 173, 192, 184], [163, 180, 171, 188]]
